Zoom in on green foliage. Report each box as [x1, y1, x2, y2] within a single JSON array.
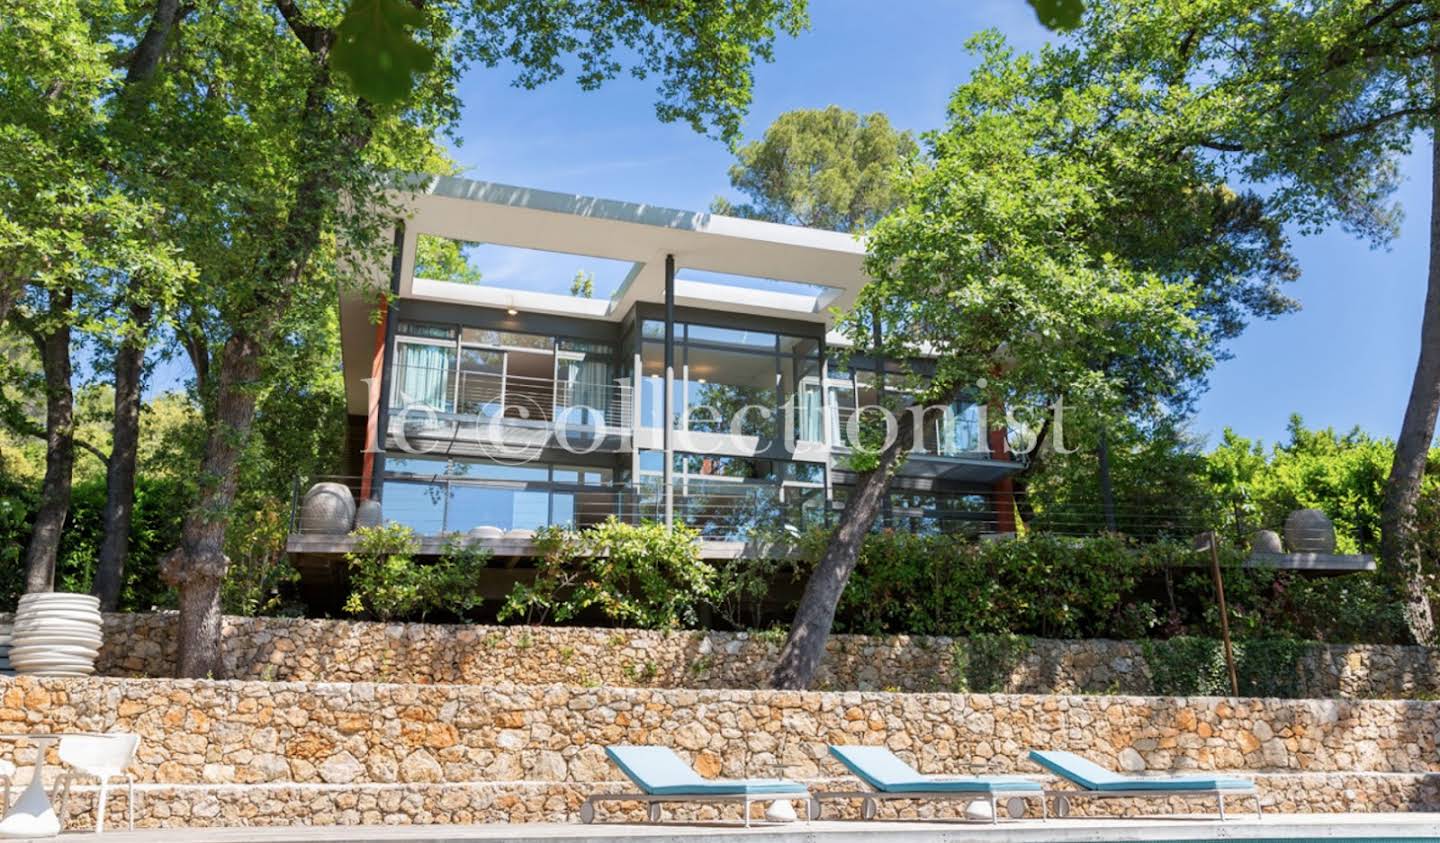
[[1207, 416, 1394, 554], [500, 518, 711, 629], [332, 0, 437, 105], [221, 503, 303, 617], [711, 553, 802, 630], [798, 529, 1409, 645], [1025, 417, 1219, 540], [1141, 637, 1235, 697], [860, 32, 1219, 428], [1075, 0, 1426, 244], [830, 531, 1159, 640], [453, 2, 810, 144], [953, 633, 1032, 693], [570, 270, 594, 298], [413, 235, 484, 285], [1141, 636, 1310, 699], [343, 525, 492, 622], [1027, 0, 1084, 30], [713, 106, 918, 232], [0, 474, 187, 612], [0, 474, 36, 611]]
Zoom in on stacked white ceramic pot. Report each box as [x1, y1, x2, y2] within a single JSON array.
[[9, 592, 103, 677], [0, 620, 12, 675]]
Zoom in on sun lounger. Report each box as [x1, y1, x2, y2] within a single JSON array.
[[1028, 749, 1260, 819], [580, 745, 812, 826], [814, 744, 1046, 823]]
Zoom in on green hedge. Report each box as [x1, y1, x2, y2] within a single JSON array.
[[0, 474, 188, 612], [798, 531, 1411, 645]]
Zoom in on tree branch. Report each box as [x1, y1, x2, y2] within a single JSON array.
[[75, 438, 111, 469], [1320, 105, 1436, 142], [273, 0, 334, 54]]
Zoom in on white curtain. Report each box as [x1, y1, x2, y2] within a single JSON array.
[[395, 343, 455, 411]]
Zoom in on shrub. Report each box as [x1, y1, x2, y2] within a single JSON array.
[[824, 531, 1165, 640], [49, 475, 187, 612], [343, 524, 491, 621], [953, 632, 1032, 693], [1141, 636, 1310, 698], [221, 502, 302, 617], [499, 518, 711, 629]]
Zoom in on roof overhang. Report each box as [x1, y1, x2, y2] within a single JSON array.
[[393, 175, 867, 322], [339, 175, 872, 416]]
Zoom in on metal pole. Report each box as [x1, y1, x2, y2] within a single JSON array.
[[663, 254, 675, 527], [1209, 532, 1240, 697]]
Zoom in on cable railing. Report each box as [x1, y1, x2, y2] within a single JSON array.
[[293, 473, 1349, 555], [292, 474, 831, 541]]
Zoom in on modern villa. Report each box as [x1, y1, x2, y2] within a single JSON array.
[[286, 176, 1021, 588]]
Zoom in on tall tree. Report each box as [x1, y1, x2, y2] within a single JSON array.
[[1, 0, 190, 593], [712, 106, 917, 232], [1071, 0, 1440, 642], [17, 288, 75, 592], [770, 32, 1283, 689], [93, 0, 189, 611], [149, 0, 809, 678]]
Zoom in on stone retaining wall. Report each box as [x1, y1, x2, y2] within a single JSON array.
[[66, 612, 1440, 698], [3, 675, 1438, 827]]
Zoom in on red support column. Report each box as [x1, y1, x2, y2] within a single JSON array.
[[359, 299, 389, 501], [988, 409, 1016, 534]]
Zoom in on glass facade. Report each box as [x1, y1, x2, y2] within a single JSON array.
[[390, 321, 621, 428], [639, 319, 823, 445], [633, 451, 825, 539], [371, 316, 1003, 539], [382, 456, 613, 534]]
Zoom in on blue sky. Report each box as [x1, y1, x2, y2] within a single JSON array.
[[442, 1, 1428, 450]]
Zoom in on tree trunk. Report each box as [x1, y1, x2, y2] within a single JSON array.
[[1012, 416, 1051, 528], [161, 55, 373, 676], [94, 300, 152, 611], [1379, 128, 1440, 647], [161, 331, 262, 677], [769, 384, 960, 690], [22, 288, 76, 593], [1097, 426, 1118, 533]]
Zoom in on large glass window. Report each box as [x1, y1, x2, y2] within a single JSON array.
[[392, 339, 456, 412], [457, 348, 504, 416], [382, 457, 615, 534], [682, 345, 775, 436], [633, 452, 824, 539], [556, 339, 615, 428], [636, 319, 825, 448], [392, 321, 617, 431]]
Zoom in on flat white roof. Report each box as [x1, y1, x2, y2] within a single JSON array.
[[339, 175, 872, 414], [393, 175, 868, 323]]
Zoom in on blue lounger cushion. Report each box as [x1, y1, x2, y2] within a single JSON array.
[[1028, 750, 1254, 792], [829, 745, 1042, 794], [604, 746, 809, 796]]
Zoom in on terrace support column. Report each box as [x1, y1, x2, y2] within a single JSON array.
[[359, 298, 389, 501], [362, 223, 406, 505], [663, 254, 676, 526], [988, 419, 1016, 534]]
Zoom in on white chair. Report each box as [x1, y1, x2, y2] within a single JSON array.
[[0, 758, 13, 816], [55, 734, 140, 833]]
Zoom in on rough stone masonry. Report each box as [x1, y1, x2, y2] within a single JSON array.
[[3, 675, 1438, 827], [66, 612, 1440, 698]]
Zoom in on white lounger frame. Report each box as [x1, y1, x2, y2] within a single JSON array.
[[1045, 787, 1262, 820], [811, 788, 1048, 824], [579, 791, 815, 827]]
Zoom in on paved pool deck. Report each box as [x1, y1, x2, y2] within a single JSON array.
[[25, 813, 1440, 843]]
